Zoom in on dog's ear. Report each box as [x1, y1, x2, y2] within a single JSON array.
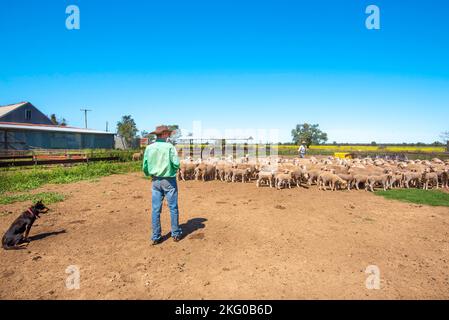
[[36, 200, 47, 209]]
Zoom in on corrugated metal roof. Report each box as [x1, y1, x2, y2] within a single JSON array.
[[0, 102, 28, 118], [0, 122, 115, 135]]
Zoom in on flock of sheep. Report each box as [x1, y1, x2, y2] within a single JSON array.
[[178, 155, 449, 191]]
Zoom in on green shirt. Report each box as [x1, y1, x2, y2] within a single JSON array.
[[142, 140, 180, 178]]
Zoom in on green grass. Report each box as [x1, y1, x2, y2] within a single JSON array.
[[0, 192, 66, 205], [0, 161, 141, 194], [375, 189, 449, 207]]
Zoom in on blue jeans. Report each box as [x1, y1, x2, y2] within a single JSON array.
[[151, 177, 182, 241]]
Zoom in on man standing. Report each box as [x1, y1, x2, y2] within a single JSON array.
[[142, 125, 182, 245], [298, 141, 307, 159]]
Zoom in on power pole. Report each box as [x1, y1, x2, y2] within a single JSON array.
[[106, 121, 109, 132], [80, 109, 92, 129]]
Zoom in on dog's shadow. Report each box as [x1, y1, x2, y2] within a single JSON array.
[[28, 229, 67, 241], [162, 218, 207, 242]]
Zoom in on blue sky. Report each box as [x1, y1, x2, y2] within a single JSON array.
[[0, 0, 448, 143]]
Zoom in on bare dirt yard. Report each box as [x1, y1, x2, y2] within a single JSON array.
[[1, 172, 449, 299]]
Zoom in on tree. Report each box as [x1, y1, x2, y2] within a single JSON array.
[[440, 131, 449, 143], [371, 141, 377, 146], [291, 123, 328, 147], [117, 115, 138, 148], [167, 125, 181, 144], [50, 114, 67, 126]]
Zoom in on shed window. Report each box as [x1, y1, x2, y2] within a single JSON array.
[[25, 109, 32, 120]]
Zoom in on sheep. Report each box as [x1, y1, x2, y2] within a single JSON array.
[[291, 169, 310, 188], [179, 162, 197, 181], [275, 172, 293, 190], [202, 164, 216, 181], [194, 163, 207, 181], [327, 165, 349, 175], [215, 163, 226, 181], [389, 172, 404, 188], [353, 174, 369, 190], [403, 171, 422, 189], [307, 169, 322, 185], [176, 156, 446, 193], [432, 158, 444, 164], [132, 150, 143, 161], [442, 169, 449, 188], [256, 171, 275, 188], [318, 172, 348, 191], [237, 163, 257, 180], [223, 166, 234, 182], [422, 171, 439, 190], [231, 168, 251, 183], [366, 174, 392, 192], [336, 173, 354, 190]]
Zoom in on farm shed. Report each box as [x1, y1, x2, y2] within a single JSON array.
[[0, 122, 115, 150], [0, 102, 115, 150]]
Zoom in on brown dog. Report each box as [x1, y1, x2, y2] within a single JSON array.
[[2, 201, 49, 250]]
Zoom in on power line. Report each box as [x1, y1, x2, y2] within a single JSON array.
[[80, 109, 92, 129]]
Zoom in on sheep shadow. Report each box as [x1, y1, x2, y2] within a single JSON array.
[[28, 229, 67, 241], [162, 217, 207, 242]]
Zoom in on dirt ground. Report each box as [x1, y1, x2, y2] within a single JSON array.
[[1, 172, 449, 300]]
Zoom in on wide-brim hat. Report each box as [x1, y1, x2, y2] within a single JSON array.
[[150, 125, 174, 135]]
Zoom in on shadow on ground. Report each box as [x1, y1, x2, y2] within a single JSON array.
[[162, 217, 207, 242], [29, 229, 67, 241]]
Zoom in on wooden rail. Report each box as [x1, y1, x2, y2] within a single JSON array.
[[0, 156, 120, 168]]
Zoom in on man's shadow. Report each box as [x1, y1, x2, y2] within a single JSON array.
[[162, 218, 207, 242]]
